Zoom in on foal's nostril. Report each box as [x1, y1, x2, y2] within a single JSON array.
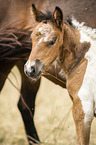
[[35, 59, 40, 63], [24, 59, 45, 79], [31, 66, 35, 75], [24, 64, 36, 77]]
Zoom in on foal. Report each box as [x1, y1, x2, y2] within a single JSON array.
[[24, 4, 96, 145]]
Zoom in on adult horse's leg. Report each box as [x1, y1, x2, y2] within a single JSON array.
[[17, 61, 41, 144], [0, 61, 40, 144], [17, 60, 66, 144], [0, 62, 15, 90]]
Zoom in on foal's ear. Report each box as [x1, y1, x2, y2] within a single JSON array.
[[53, 7, 63, 30], [32, 4, 45, 22]]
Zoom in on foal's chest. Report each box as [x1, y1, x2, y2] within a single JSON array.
[[67, 58, 87, 98], [67, 38, 96, 123]]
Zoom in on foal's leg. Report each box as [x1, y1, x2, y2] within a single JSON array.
[[72, 97, 93, 145], [17, 62, 41, 144]]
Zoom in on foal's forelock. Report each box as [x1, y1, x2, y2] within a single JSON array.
[[32, 22, 56, 44]]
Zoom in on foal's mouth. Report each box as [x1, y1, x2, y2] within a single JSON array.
[[24, 59, 45, 82]]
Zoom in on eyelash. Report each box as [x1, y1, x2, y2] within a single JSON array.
[[49, 40, 56, 45]]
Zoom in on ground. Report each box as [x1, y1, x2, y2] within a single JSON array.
[[0, 66, 96, 145]]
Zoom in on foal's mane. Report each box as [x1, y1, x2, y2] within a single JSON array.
[[58, 16, 91, 75], [36, 10, 53, 22], [37, 9, 74, 26]]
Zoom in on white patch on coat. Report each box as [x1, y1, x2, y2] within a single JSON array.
[[37, 37, 43, 45], [26, 60, 31, 69], [37, 23, 55, 43], [72, 18, 96, 124], [72, 18, 96, 40], [38, 23, 53, 33], [25, 59, 35, 73]]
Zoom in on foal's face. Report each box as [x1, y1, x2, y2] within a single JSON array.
[[31, 22, 60, 63], [24, 5, 63, 81]]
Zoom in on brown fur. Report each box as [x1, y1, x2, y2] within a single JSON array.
[[58, 24, 90, 78], [68, 58, 90, 145], [0, 0, 95, 144], [58, 16, 91, 145], [27, 5, 91, 145]]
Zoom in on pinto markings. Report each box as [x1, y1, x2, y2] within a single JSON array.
[[72, 18, 96, 123], [35, 23, 55, 44]]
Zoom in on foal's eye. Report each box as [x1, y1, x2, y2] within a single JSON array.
[[49, 40, 56, 45], [49, 37, 57, 46]]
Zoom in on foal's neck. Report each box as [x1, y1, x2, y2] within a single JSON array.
[[59, 23, 90, 77]]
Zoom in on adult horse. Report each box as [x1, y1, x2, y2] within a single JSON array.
[[0, 0, 96, 144], [25, 4, 96, 145], [0, 0, 66, 144]]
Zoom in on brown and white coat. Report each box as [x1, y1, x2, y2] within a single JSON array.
[[24, 5, 96, 145]]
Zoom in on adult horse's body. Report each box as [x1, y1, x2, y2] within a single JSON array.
[[0, 0, 96, 144], [25, 4, 96, 145]]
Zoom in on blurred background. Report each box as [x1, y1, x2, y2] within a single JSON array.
[[0, 0, 96, 145]]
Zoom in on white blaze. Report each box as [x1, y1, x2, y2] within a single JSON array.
[[37, 23, 55, 44]]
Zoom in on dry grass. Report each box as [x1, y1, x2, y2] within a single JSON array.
[[0, 66, 96, 145], [0, 66, 28, 145]]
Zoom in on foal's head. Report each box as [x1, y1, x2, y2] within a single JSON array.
[[24, 4, 64, 81]]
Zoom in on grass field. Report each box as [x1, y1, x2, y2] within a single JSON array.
[[0, 66, 96, 145]]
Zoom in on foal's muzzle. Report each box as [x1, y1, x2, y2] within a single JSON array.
[[24, 59, 45, 81]]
